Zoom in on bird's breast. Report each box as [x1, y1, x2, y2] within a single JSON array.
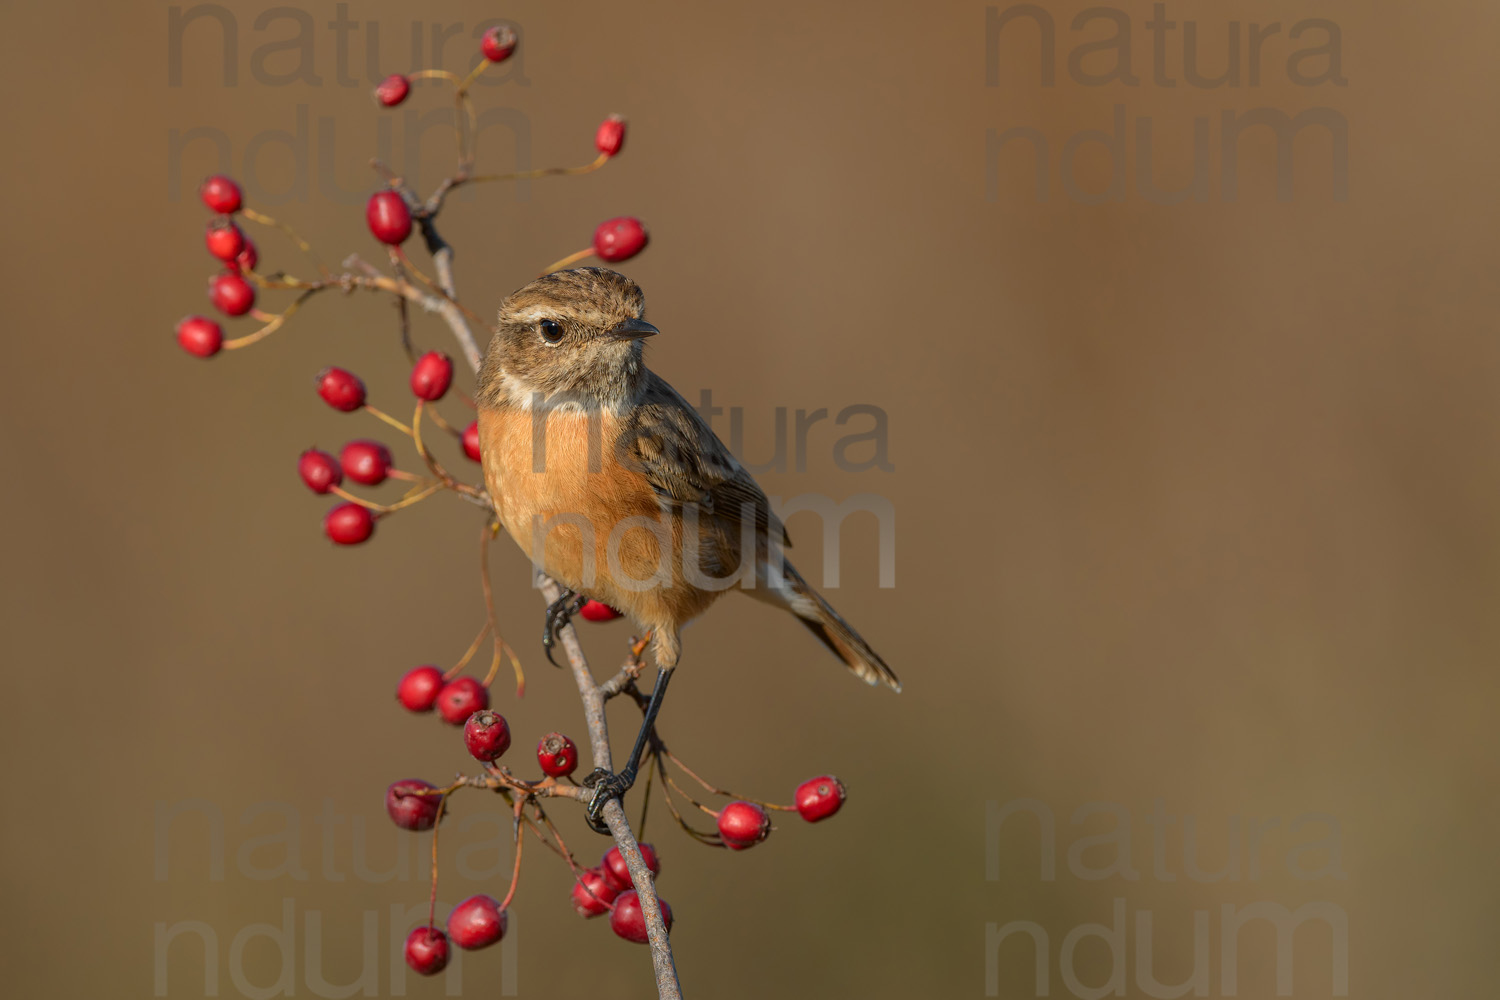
[[476, 404, 666, 572]]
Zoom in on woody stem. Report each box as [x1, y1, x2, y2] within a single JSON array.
[[427, 194, 682, 997], [537, 573, 682, 1000]]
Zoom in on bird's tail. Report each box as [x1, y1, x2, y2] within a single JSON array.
[[749, 559, 901, 692]]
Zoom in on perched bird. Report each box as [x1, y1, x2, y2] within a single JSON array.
[[476, 267, 897, 829]]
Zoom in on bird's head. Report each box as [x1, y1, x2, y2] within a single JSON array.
[[478, 267, 657, 410]]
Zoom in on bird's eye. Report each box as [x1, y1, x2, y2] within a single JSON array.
[[538, 319, 565, 344]]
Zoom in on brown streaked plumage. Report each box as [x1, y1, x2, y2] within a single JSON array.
[[477, 267, 897, 686], [476, 267, 897, 826]]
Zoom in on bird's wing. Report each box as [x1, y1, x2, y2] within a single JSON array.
[[621, 373, 791, 548]]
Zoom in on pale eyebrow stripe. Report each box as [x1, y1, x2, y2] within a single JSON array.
[[509, 304, 610, 326], [511, 305, 557, 323]]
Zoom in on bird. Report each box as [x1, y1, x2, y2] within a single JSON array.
[[475, 267, 898, 831]]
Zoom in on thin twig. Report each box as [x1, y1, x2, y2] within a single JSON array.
[[539, 574, 683, 1000]]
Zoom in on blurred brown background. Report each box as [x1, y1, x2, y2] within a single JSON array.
[[2, 1, 1496, 997]]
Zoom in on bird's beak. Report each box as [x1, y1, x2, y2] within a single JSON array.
[[606, 318, 659, 341]]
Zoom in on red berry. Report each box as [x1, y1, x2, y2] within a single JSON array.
[[570, 867, 620, 917], [595, 115, 627, 157], [436, 677, 488, 725], [410, 351, 454, 401], [461, 421, 482, 462], [233, 238, 259, 273], [386, 779, 442, 831], [609, 890, 672, 944], [593, 217, 649, 263], [339, 439, 394, 486], [536, 732, 578, 777], [717, 801, 771, 848], [403, 926, 449, 976], [324, 502, 375, 545], [397, 665, 445, 712], [205, 218, 246, 261], [316, 367, 367, 412], [199, 174, 243, 214], [480, 24, 517, 62], [794, 775, 847, 822], [463, 710, 512, 761], [175, 315, 224, 358], [579, 600, 622, 622], [297, 448, 342, 494], [208, 272, 256, 316], [366, 190, 412, 245], [601, 843, 660, 891], [447, 894, 507, 950], [374, 73, 410, 107]]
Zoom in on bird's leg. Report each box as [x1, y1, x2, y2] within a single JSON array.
[[584, 664, 675, 834], [541, 589, 586, 667]]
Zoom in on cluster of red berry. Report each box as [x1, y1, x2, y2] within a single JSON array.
[[290, 360, 475, 545], [386, 651, 848, 972], [173, 23, 643, 365], [175, 175, 255, 356], [177, 193, 643, 362]]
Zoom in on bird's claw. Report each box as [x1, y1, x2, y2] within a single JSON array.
[[583, 766, 633, 835], [542, 591, 587, 667]]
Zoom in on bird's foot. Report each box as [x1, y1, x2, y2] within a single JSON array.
[[542, 590, 587, 667], [583, 766, 637, 834]]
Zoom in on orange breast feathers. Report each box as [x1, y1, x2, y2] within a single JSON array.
[[476, 404, 686, 609]]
